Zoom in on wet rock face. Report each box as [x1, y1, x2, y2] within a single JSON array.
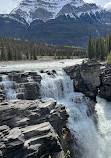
[[64, 61, 101, 101], [0, 86, 5, 102], [64, 60, 111, 102], [0, 71, 41, 100], [0, 100, 68, 158]]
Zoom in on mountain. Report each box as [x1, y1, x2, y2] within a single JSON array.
[[11, 0, 85, 23], [0, 14, 27, 38], [11, 0, 111, 24], [0, 0, 111, 47]]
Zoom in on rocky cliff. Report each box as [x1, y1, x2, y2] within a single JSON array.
[[64, 60, 111, 101], [0, 70, 74, 158], [0, 100, 70, 158]]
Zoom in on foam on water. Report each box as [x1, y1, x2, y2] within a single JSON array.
[[1, 75, 17, 101]]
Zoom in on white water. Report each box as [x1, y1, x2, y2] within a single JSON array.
[[95, 97, 111, 158], [0, 75, 26, 101], [40, 70, 104, 158], [1, 75, 17, 101]]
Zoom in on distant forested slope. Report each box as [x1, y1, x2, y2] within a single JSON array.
[[0, 36, 87, 61]]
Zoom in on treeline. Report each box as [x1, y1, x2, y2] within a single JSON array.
[[0, 36, 86, 61], [88, 31, 111, 61]]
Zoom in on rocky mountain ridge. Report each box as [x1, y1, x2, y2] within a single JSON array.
[[0, 1, 111, 47]]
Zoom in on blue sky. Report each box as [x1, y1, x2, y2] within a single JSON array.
[[0, 0, 110, 14]]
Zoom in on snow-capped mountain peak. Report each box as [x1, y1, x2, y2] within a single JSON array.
[[11, 0, 85, 23], [10, 0, 108, 24]]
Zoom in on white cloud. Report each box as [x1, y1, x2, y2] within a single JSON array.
[[84, 0, 111, 7], [104, 2, 111, 10], [0, 0, 22, 14]]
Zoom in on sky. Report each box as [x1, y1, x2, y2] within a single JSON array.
[[84, 0, 111, 9], [0, 0, 111, 14], [0, 0, 22, 14]]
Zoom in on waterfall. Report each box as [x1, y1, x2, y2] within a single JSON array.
[[1, 75, 17, 101], [0, 68, 110, 157], [40, 70, 102, 158]]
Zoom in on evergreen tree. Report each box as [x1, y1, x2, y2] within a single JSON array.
[[0, 39, 7, 61], [109, 30, 111, 53], [88, 35, 94, 59], [7, 41, 13, 60]]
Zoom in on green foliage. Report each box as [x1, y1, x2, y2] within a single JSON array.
[[107, 53, 111, 64], [88, 35, 94, 59], [48, 150, 70, 158], [0, 36, 87, 61]]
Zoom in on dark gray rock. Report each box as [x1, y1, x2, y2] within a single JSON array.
[[64, 60, 101, 101], [64, 60, 111, 102], [0, 100, 69, 158], [24, 82, 40, 100], [0, 86, 5, 102], [98, 65, 111, 101]]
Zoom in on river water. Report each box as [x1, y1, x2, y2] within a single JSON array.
[[0, 59, 84, 72]]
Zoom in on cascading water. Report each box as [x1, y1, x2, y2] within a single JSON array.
[[1, 75, 17, 101], [0, 75, 27, 101], [40, 70, 103, 158]]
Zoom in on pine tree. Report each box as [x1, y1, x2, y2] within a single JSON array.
[[100, 38, 105, 61], [109, 30, 111, 53], [0, 39, 7, 61], [88, 35, 94, 59], [7, 41, 13, 60], [33, 45, 37, 60]]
